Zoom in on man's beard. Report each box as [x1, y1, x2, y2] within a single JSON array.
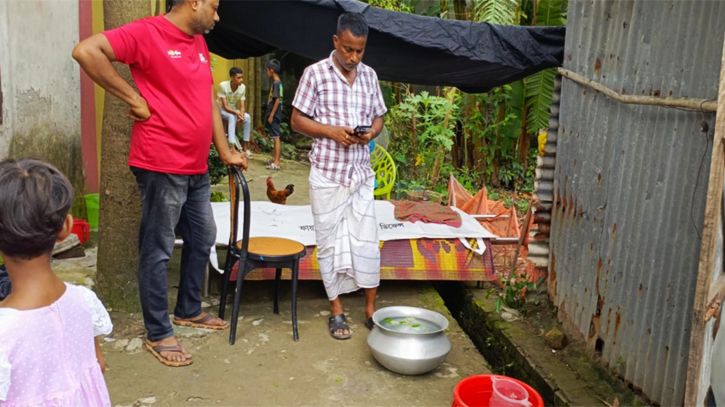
[[190, 16, 214, 35]]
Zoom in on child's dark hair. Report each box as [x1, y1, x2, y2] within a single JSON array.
[[337, 12, 368, 38], [266, 59, 281, 74], [229, 67, 243, 77], [0, 159, 73, 259]]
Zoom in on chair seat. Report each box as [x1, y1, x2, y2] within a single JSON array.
[[236, 237, 306, 261]]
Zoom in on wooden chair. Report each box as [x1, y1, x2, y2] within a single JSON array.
[[218, 166, 306, 344]]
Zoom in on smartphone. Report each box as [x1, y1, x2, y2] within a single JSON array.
[[354, 125, 372, 137]]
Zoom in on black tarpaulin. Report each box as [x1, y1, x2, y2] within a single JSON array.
[[204, 0, 565, 93]]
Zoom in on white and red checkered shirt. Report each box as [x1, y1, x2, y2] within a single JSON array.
[[292, 51, 388, 187]]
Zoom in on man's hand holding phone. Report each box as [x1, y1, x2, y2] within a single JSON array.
[[353, 125, 373, 144]]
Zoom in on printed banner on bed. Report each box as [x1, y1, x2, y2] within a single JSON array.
[[211, 201, 497, 247]]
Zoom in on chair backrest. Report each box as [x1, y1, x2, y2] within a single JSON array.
[[370, 143, 396, 200], [228, 166, 251, 256]]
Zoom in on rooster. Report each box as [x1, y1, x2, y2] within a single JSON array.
[[266, 176, 295, 205]]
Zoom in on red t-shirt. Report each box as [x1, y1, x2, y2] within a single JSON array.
[[104, 16, 213, 174]]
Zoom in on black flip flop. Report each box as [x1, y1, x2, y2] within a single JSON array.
[[364, 317, 375, 330], [328, 314, 352, 340]]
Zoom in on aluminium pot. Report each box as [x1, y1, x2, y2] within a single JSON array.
[[366, 306, 451, 375]]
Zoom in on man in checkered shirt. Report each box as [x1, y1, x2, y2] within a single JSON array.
[[291, 12, 387, 340]]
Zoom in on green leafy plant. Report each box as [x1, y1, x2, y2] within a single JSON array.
[[500, 194, 514, 209], [210, 191, 228, 202], [472, 0, 518, 25], [278, 122, 292, 141], [281, 142, 298, 160], [254, 130, 273, 153], [254, 128, 299, 161], [452, 166, 486, 193], [522, 147, 538, 192], [525, 67, 557, 134], [387, 90, 458, 191], [207, 146, 228, 186], [524, 0, 566, 134], [368, 0, 413, 13], [395, 179, 425, 200], [457, 86, 521, 188], [498, 160, 525, 187], [486, 272, 545, 313], [381, 0, 567, 198], [516, 197, 531, 213]]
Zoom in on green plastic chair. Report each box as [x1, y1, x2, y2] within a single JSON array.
[[370, 143, 396, 200]]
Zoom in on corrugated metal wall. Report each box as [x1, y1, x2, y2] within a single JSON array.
[[530, 76, 560, 271], [550, 1, 724, 405]]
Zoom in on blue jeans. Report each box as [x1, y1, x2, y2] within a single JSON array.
[[220, 110, 251, 144], [131, 167, 217, 342]]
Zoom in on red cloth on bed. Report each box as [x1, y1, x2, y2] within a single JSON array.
[[391, 200, 462, 228]]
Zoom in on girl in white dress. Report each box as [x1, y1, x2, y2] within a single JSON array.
[[0, 158, 113, 407]]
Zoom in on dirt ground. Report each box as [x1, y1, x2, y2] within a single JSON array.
[[50, 154, 493, 407], [212, 152, 313, 205]]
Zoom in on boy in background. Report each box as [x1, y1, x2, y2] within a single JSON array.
[[265, 59, 283, 171], [218, 67, 253, 158]]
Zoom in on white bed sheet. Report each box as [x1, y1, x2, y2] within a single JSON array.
[[202, 201, 496, 274], [211, 201, 496, 246]]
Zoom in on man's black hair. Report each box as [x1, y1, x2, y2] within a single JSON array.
[[337, 12, 368, 38], [229, 67, 243, 77], [267, 59, 281, 74], [0, 159, 73, 260], [166, 0, 178, 13], [166, 0, 191, 12]]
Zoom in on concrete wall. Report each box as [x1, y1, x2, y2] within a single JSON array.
[[0, 0, 86, 214]]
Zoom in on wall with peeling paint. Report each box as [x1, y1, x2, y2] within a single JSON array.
[[0, 0, 86, 214], [550, 1, 725, 405]]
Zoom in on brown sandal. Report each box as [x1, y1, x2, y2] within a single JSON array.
[[145, 340, 193, 367], [173, 312, 228, 330]]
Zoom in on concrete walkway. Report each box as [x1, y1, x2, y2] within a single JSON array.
[[101, 280, 491, 407]]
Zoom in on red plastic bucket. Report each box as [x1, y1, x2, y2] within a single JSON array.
[[452, 374, 544, 407], [72, 219, 90, 245]]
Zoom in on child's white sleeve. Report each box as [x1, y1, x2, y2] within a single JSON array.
[[0, 351, 10, 401], [78, 286, 113, 337]]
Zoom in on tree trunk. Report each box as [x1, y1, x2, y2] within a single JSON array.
[[439, 0, 449, 18], [236, 57, 261, 133], [95, 0, 151, 311], [253, 57, 262, 129], [452, 0, 468, 21], [518, 105, 531, 168]]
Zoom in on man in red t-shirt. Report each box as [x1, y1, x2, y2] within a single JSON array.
[[73, 0, 245, 367]]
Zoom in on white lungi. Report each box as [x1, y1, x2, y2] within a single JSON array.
[[309, 166, 381, 300]]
